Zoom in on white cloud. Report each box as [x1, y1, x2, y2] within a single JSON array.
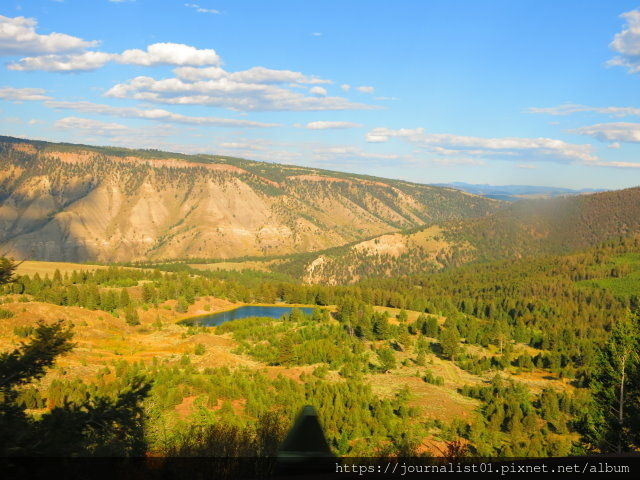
[[356, 86, 374, 94], [9, 43, 221, 71], [119, 43, 220, 66], [608, 142, 621, 149], [45, 100, 281, 127], [340, 84, 350, 91], [517, 164, 538, 169], [9, 51, 115, 72], [219, 141, 264, 151], [54, 116, 130, 135], [185, 3, 220, 14], [528, 104, 640, 117], [365, 127, 599, 164], [174, 66, 330, 84], [53, 116, 182, 149], [608, 10, 640, 74], [303, 121, 363, 130], [0, 86, 50, 101], [570, 122, 640, 143], [595, 160, 640, 168], [311, 32, 322, 37], [105, 72, 375, 112], [309, 86, 327, 96], [0, 15, 98, 56]]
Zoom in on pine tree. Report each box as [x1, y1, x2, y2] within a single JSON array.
[[0, 258, 16, 285], [119, 288, 131, 308], [579, 312, 639, 453], [377, 347, 396, 373], [124, 306, 140, 326], [440, 326, 461, 361]]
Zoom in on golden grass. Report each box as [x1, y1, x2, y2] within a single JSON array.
[[15, 261, 107, 278]]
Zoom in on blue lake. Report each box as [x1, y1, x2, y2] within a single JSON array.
[[185, 305, 315, 327]]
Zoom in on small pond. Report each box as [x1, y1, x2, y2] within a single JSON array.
[[184, 305, 315, 327]]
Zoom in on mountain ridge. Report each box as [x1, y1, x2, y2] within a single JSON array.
[[0, 136, 501, 263]]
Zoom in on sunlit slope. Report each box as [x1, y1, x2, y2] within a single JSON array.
[[0, 137, 501, 263]]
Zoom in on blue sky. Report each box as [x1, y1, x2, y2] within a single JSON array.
[[1, 0, 640, 189]]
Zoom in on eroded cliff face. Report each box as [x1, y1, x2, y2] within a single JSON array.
[[0, 139, 500, 262]]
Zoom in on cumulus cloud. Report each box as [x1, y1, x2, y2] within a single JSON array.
[[309, 86, 327, 96], [45, 100, 280, 127], [356, 86, 374, 94], [9, 42, 221, 71], [570, 122, 640, 143], [608, 10, 640, 74], [119, 43, 220, 66], [365, 127, 599, 164], [174, 66, 330, 84], [303, 121, 363, 129], [340, 84, 350, 91], [105, 71, 375, 112], [0, 15, 98, 56], [0, 86, 50, 101], [9, 51, 115, 72], [528, 104, 640, 117]]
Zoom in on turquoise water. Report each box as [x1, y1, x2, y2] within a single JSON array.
[[186, 305, 315, 327]]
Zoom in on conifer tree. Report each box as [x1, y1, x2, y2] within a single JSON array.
[[0, 257, 16, 285], [579, 312, 639, 453]]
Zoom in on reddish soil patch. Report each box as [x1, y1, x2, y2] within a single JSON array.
[[175, 396, 198, 419], [12, 143, 37, 154]]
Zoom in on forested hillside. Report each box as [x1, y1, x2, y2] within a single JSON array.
[[1, 236, 639, 460], [0, 136, 500, 263], [291, 188, 640, 284]]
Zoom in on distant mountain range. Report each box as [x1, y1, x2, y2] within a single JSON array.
[[431, 182, 605, 201]]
